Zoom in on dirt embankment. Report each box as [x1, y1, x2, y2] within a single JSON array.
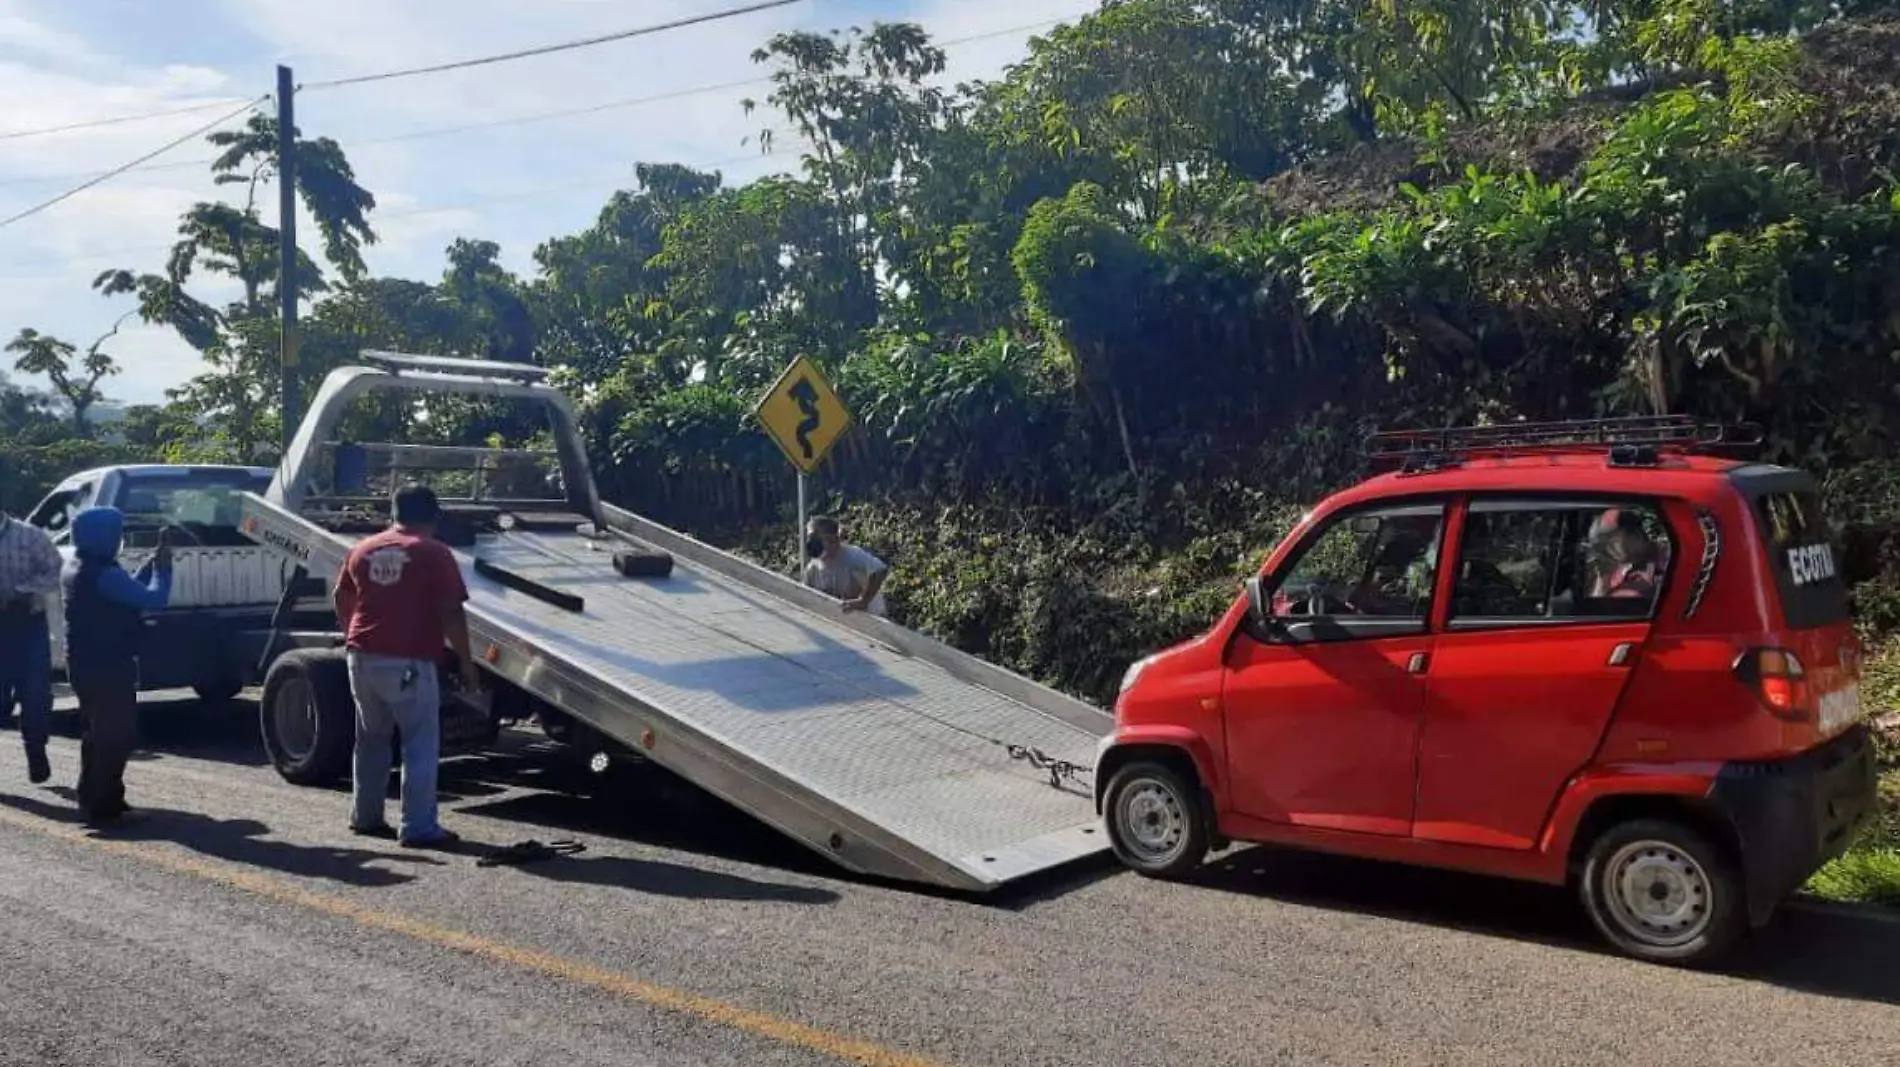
[[1260, 18, 1900, 217]]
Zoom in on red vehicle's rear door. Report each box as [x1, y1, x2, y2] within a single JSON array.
[[1415, 498, 1668, 850]]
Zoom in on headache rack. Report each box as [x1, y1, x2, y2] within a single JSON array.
[[1369, 415, 1764, 472]]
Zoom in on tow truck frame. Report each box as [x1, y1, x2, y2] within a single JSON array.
[[237, 351, 1111, 893]]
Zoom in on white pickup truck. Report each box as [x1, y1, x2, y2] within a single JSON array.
[[25, 464, 306, 702]]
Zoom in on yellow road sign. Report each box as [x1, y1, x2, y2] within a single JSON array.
[[754, 355, 851, 474]]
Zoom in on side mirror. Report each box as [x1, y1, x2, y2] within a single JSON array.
[[1244, 576, 1270, 624]]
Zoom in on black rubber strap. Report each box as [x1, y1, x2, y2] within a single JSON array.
[[472, 556, 585, 613]]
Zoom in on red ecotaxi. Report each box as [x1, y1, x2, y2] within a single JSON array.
[[1098, 416, 1877, 965]]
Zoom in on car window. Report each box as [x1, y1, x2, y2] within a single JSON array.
[[116, 471, 270, 529], [26, 486, 85, 540], [1451, 500, 1673, 624], [1750, 486, 1848, 628], [1274, 504, 1444, 620]]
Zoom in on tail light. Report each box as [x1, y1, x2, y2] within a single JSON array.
[[1733, 647, 1811, 720]]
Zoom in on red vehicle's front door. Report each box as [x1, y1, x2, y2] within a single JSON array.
[[1224, 634, 1432, 835], [1414, 499, 1667, 850], [1223, 501, 1447, 837]]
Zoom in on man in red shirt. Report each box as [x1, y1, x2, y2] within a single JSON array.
[[333, 484, 479, 847]]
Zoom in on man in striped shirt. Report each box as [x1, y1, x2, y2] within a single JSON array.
[[0, 507, 62, 784]]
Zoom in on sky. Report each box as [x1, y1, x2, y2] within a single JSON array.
[[0, 0, 1099, 406]]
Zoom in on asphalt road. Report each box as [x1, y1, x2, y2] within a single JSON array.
[[0, 693, 1893, 1067]]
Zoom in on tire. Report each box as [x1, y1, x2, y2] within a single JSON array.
[[259, 649, 356, 786], [1103, 760, 1211, 879], [1579, 817, 1747, 966]]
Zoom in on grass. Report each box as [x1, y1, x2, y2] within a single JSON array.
[[1802, 631, 1900, 906], [1807, 846, 1900, 906]]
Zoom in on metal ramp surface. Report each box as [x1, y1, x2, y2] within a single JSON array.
[[239, 494, 1110, 892]]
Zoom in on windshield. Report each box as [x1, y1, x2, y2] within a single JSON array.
[[112, 469, 272, 529]]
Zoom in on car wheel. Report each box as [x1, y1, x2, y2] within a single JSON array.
[[1580, 817, 1746, 966], [260, 649, 355, 786], [1104, 760, 1210, 879]]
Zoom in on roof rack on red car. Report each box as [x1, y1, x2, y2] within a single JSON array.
[[1368, 415, 1764, 473]]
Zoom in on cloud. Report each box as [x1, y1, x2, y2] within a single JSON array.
[[0, 0, 99, 66], [0, 0, 1099, 403]]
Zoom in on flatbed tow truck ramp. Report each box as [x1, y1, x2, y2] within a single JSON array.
[[239, 351, 1110, 893]]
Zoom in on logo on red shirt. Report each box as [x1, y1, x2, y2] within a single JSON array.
[[366, 546, 410, 587]]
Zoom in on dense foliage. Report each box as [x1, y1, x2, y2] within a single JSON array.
[[8, 1, 1900, 711], [6, 0, 1897, 898]]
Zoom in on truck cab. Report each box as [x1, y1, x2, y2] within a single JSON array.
[[27, 464, 293, 701]]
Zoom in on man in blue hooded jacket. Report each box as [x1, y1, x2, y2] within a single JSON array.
[[61, 506, 170, 825]]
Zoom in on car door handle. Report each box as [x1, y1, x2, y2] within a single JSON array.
[[1408, 652, 1429, 674], [1608, 642, 1637, 667]]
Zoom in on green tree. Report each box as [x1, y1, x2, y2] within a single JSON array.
[[741, 23, 954, 356], [530, 163, 723, 385], [123, 113, 378, 458], [5, 326, 118, 431]]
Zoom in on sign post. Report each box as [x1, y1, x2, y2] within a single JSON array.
[[753, 355, 851, 567]]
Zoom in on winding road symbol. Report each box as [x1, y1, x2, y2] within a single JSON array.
[[755, 356, 849, 472], [789, 377, 821, 460]]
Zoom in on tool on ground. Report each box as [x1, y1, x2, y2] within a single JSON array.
[[476, 839, 588, 867]]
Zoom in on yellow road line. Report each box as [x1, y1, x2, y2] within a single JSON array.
[[0, 805, 950, 1067]]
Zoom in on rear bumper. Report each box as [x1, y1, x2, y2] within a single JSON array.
[[1710, 724, 1878, 926]]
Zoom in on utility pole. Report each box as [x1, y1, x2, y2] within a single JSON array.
[[275, 64, 299, 456]]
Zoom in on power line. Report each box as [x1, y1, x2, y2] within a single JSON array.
[[0, 1, 801, 141], [0, 97, 265, 233], [300, 0, 807, 91], [0, 11, 1091, 192], [357, 76, 767, 146], [0, 96, 261, 142], [0, 142, 809, 275]]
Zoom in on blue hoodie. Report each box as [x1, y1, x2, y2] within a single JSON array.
[[62, 506, 171, 676]]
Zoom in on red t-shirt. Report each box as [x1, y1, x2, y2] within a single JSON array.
[[335, 528, 469, 660]]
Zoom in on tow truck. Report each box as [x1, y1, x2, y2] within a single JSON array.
[[235, 350, 1111, 892]]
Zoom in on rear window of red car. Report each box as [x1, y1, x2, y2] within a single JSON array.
[[1739, 474, 1848, 629]]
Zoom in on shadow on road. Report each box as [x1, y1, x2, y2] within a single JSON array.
[[1192, 843, 1590, 946], [443, 739, 1114, 907], [0, 790, 441, 888], [511, 852, 839, 904], [443, 741, 838, 879], [1189, 843, 1900, 1006], [47, 695, 268, 768], [1728, 905, 1900, 1005]]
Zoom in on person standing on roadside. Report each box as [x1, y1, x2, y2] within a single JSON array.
[[802, 515, 890, 617], [333, 484, 478, 848], [0, 506, 62, 785], [62, 507, 172, 825]]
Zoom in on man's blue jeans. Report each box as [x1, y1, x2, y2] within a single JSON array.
[[0, 610, 53, 754], [345, 650, 445, 843]]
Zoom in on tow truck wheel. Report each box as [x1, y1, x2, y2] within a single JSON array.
[[260, 649, 355, 786], [1580, 818, 1746, 966], [1104, 760, 1210, 879]]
